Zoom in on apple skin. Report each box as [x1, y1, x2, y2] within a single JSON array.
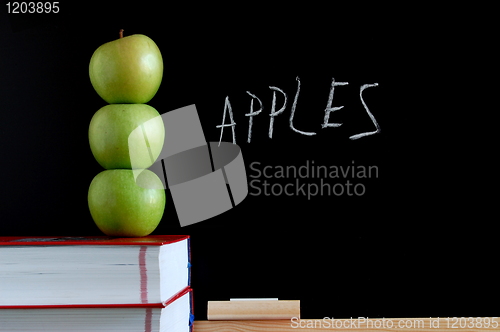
[[88, 169, 166, 237], [89, 104, 165, 169], [89, 34, 163, 104]]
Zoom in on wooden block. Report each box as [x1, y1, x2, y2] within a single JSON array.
[[194, 317, 500, 332], [207, 300, 300, 320]]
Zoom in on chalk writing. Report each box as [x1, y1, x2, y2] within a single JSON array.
[[290, 76, 316, 136], [217, 77, 380, 145], [322, 77, 348, 129], [268, 86, 287, 139], [216, 96, 236, 146], [245, 91, 263, 143], [349, 83, 380, 140]]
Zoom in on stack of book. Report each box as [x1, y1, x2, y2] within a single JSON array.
[[0, 235, 193, 332]]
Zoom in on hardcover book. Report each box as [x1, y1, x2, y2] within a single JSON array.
[[0, 235, 190, 306], [0, 286, 194, 332]]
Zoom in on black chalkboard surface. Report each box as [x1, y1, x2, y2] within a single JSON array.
[[1, 3, 495, 319]]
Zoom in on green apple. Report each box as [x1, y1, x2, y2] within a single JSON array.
[[89, 33, 163, 104], [88, 169, 166, 237], [89, 104, 165, 169]]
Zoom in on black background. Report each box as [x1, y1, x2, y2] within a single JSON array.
[[0, 3, 495, 319]]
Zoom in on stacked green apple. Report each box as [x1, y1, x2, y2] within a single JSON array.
[[87, 30, 166, 237]]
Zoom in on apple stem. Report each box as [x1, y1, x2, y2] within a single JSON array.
[[119, 29, 124, 39]]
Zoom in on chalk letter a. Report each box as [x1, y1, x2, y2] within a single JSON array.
[[217, 96, 237, 146]]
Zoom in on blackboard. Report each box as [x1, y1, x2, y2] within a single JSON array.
[[1, 3, 495, 319]]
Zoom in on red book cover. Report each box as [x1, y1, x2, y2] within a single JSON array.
[[0, 235, 189, 246], [0, 286, 192, 309], [0, 287, 194, 332], [0, 235, 192, 308]]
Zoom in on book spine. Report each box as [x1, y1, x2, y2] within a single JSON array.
[[188, 236, 192, 287]]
